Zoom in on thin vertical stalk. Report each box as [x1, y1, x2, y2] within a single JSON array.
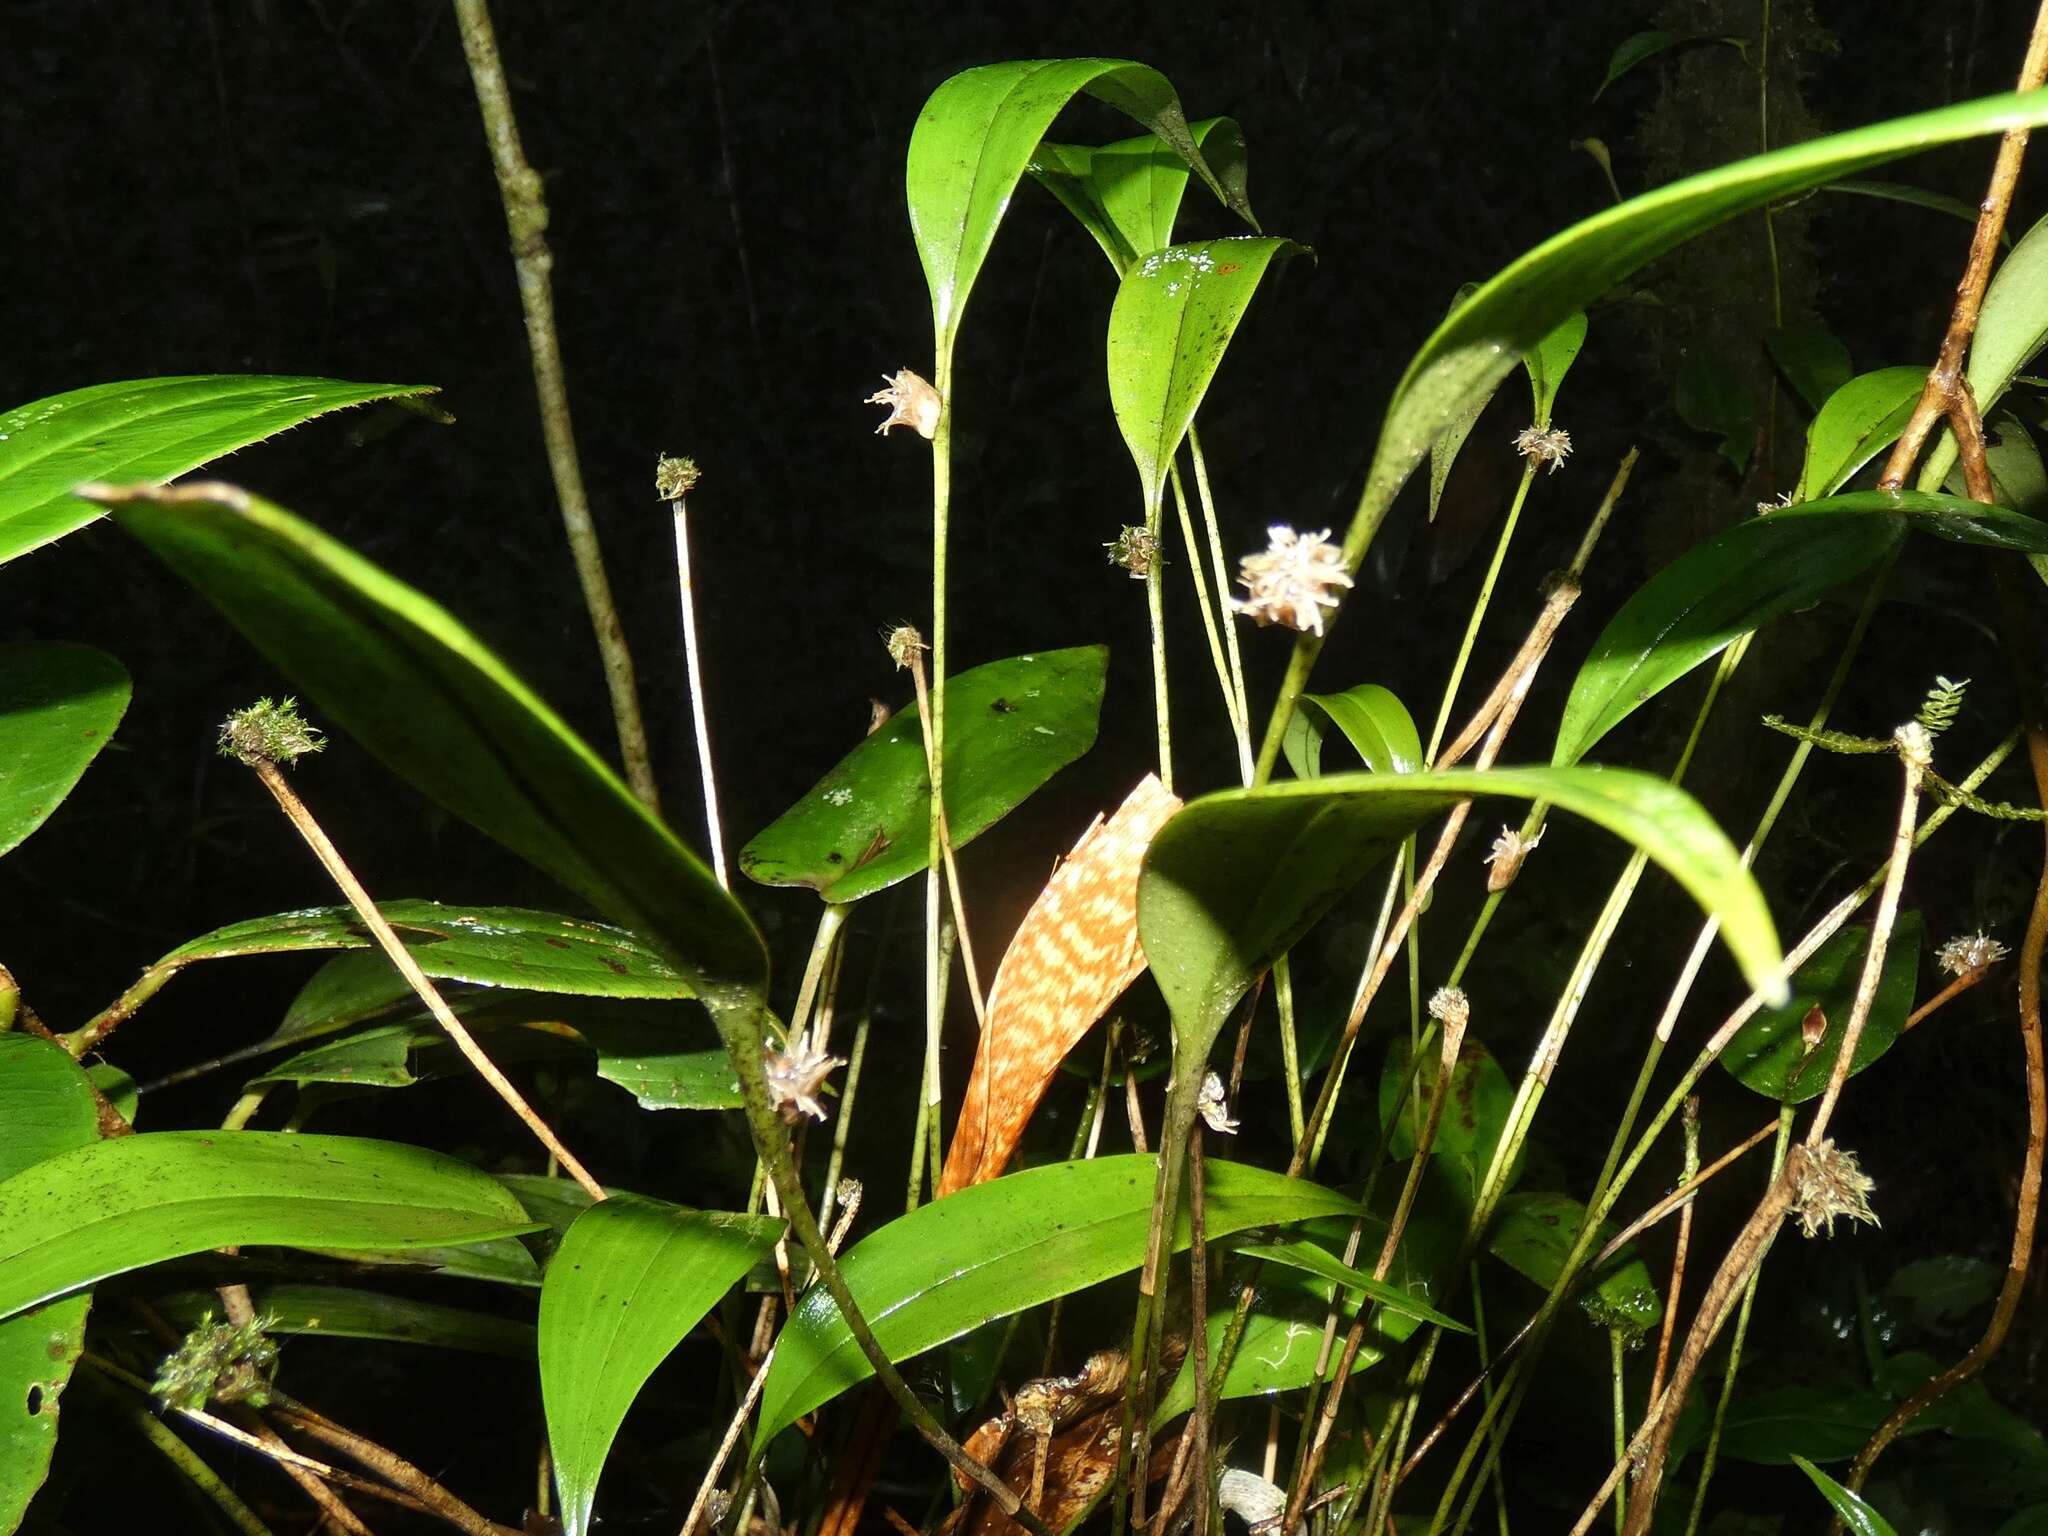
[[1146, 488, 1174, 791], [670, 489, 728, 884], [1607, 1331, 1628, 1535], [451, 0, 657, 809], [1426, 463, 1538, 761], [1187, 429, 1252, 743], [1274, 956, 1306, 1146], [1169, 458, 1252, 781], [927, 360, 955, 1185]]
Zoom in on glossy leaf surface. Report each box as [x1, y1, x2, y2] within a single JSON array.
[[90, 483, 766, 1009], [157, 1284, 534, 1356], [1108, 237, 1303, 513], [1227, 1239, 1466, 1331], [755, 1154, 1355, 1445], [1794, 1455, 1901, 1535], [1720, 914, 1921, 1103], [1299, 683, 1422, 777], [1523, 310, 1588, 426], [0, 1038, 99, 1533], [542, 1197, 781, 1536], [1486, 1192, 1662, 1337], [1794, 367, 1926, 501], [0, 375, 434, 564], [739, 647, 1105, 903], [0, 1132, 539, 1321], [1033, 118, 1250, 275], [0, 643, 129, 858]]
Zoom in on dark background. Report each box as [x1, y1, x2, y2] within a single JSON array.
[[5, 0, 2045, 1530]]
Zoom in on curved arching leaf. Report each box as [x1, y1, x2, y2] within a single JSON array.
[[0, 375, 436, 565], [1109, 237, 1304, 513], [541, 1197, 781, 1536], [739, 647, 1106, 903], [1794, 366, 1927, 501], [0, 1132, 540, 1323], [0, 642, 129, 858], [156, 1284, 534, 1356], [86, 482, 767, 1013], [1719, 914, 1922, 1103], [1594, 30, 1746, 100], [0, 1037, 100, 1533], [1793, 1456, 1901, 1536], [1301, 683, 1423, 777], [909, 60, 1249, 360], [1524, 310, 1588, 428], [753, 1154, 1355, 1446], [1030, 117, 1252, 277]]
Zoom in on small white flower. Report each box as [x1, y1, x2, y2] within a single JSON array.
[[1792, 1139, 1879, 1239], [1894, 719, 1934, 770], [1196, 1071, 1239, 1135], [1230, 525, 1354, 636], [1483, 824, 1544, 892], [1427, 987, 1470, 1031], [765, 1028, 845, 1124], [1756, 490, 1795, 515], [1513, 425, 1573, 473], [866, 369, 941, 440], [1938, 930, 2010, 977]]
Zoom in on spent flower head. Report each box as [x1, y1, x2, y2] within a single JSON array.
[[1513, 425, 1573, 473], [765, 1027, 845, 1124], [1938, 930, 2009, 977], [1105, 525, 1162, 580], [1196, 1070, 1240, 1135], [219, 698, 325, 768], [866, 368, 941, 440], [1231, 525, 1353, 636], [654, 454, 702, 501], [152, 1311, 280, 1412], [883, 623, 927, 671], [1483, 824, 1544, 893], [1792, 1140, 1879, 1239]]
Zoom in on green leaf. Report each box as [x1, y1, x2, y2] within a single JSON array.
[[0, 643, 130, 858], [1378, 1035, 1519, 1201], [1362, 87, 2048, 558], [1226, 1239, 1467, 1331], [753, 1154, 1355, 1445], [1921, 209, 2048, 493], [1486, 1192, 1662, 1338], [1885, 1255, 2002, 1329], [1794, 367, 1927, 501], [156, 1284, 534, 1357], [1552, 499, 1913, 767], [1824, 179, 2004, 241], [1139, 766, 1785, 1129], [0, 1132, 541, 1323], [1767, 322, 1856, 414], [1593, 30, 1747, 100], [0, 1037, 100, 1534], [1108, 237, 1304, 514], [1672, 1385, 1900, 1465], [1033, 118, 1252, 276], [1428, 283, 1489, 522], [1793, 1454, 1901, 1536], [0, 376, 435, 565], [251, 1018, 590, 1090], [1300, 684, 1423, 775], [1676, 343, 1758, 474], [1524, 310, 1589, 427], [738, 648, 1105, 903], [908, 60, 1249, 361], [542, 1197, 781, 1536], [1719, 914, 1921, 1103], [86, 1064, 136, 1127], [88, 483, 766, 1013]]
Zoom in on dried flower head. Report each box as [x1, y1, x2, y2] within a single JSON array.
[[1196, 1070, 1239, 1134], [1893, 719, 1934, 770], [1513, 425, 1573, 473], [1231, 525, 1354, 636], [1217, 1469, 1287, 1533], [152, 1311, 280, 1411], [1938, 930, 2010, 977], [654, 454, 701, 501], [218, 698, 325, 768], [1105, 525, 1161, 580], [764, 1027, 845, 1124], [866, 369, 941, 440], [1756, 490, 1796, 515], [882, 623, 927, 671], [1483, 824, 1544, 892], [1791, 1139, 1879, 1239], [1427, 987, 1470, 1032]]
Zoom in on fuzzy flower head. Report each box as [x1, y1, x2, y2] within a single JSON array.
[[1196, 1070, 1239, 1134], [883, 623, 927, 671], [1105, 525, 1161, 580], [1893, 719, 1934, 770], [1231, 525, 1354, 636], [765, 1027, 845, 1124], [1513, 425, 1573, 473], [654, 454, 701, 501], [1483, 824, 1544, 893], [219, 698, 324, 768], [152, 1311, 280, 1412], [1792, 1139, 1879, 1239], [866, 369, 941, 440], [1427, 986, 1470, 1032], [1938, 930, 2010, 977]]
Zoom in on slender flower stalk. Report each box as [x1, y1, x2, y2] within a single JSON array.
[[657, 455, 729, 886]]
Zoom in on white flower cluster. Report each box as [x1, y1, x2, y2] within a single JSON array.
[[1231, 525, 1353, 635]]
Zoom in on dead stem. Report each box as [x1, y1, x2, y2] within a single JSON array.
[[1647, 1099, 1702, 1409]]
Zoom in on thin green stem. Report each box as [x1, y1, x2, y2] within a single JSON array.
[[1187, 429, 1253, 745], [1146, 488, 1174, 791], [1274, 956, 1305, 1147], [1427, 463, 1538, 762], [927, 358, 954, 1195], [1609, 1330, 1628, 1534], [1169, 457, 1252, 782]]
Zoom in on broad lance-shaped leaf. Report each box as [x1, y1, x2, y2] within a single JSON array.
[[1110, 237, 1303, 517], [1354, 88, 2048, 572], [909, 60, 1251, 361], [0, 1132, 540, 1323], [541, 1198, 781, 1536], [1486, 1192, 1662, 1338], [0, 642, 129, 858], [155, 1284, 534, 1357], [1549, 492, 2048, 770], [1030, 117, 1252, 276], [740, 648, 1106, 903], [86, 482, 766, 1013], [1429, 306, 1586, 521], [1793, 1456, 1901, 1536], [1138, 765, 1785, 1169], [1302, 683, 1422, 777], [1720, 914, 1922, 1104], [0, 375, 436, 565], [1920, 207, 2048, 494], [753, 1154, 1356, 1446], [1794, 367, 1926, 501], [0, 1037, 100, 1534]]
